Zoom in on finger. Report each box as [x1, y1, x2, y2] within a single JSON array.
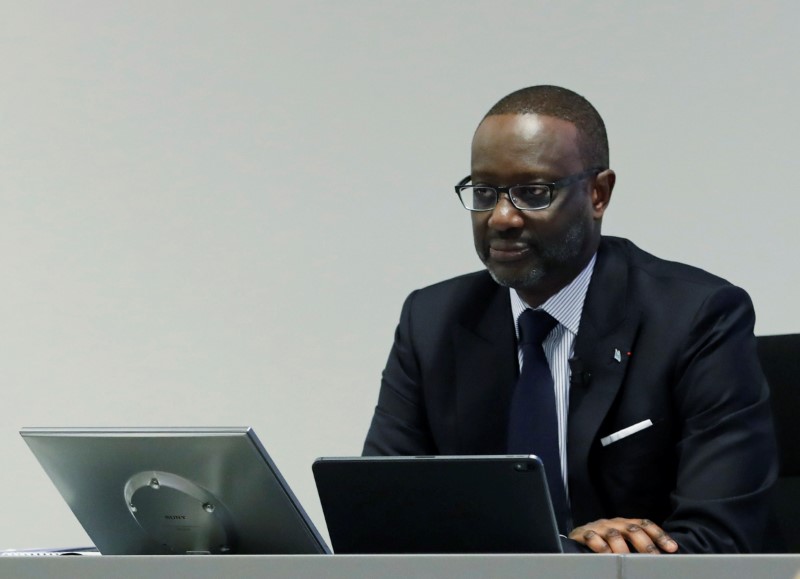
[[639, 519, 679, 553], [622, 522, 659, 554], [576, 529, 612, 553], [603, 527, 632, 554]]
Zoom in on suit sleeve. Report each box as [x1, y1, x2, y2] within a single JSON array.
[[663, 284, 778, 553], [362, 290, 437, 456]]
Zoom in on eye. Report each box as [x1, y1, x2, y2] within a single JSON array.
[[513, 185, 550, 208], [515, 185, 548, 198], [471, 187, 496, 208]]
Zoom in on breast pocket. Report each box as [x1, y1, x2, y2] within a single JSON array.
[[593, 418, 675, 518], [599, 418, 669, 465]]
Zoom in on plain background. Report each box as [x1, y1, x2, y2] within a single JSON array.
[[1, 1, 798, 550]]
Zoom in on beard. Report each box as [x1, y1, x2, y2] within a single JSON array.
[[478, 217, 592, 292]]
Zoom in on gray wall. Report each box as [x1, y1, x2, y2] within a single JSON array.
[[1, 1, 797, 549]]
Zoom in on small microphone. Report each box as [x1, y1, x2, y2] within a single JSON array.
[[569, 357, 591, 387]]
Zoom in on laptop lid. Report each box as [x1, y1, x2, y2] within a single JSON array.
[[21, 426, 330, 555], [312, 455, 562, 554]]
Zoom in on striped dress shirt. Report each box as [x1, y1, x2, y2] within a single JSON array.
[[510, 253, 597, 501]]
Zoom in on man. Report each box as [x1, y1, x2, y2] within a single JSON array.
[[363, 85, 777, 554]]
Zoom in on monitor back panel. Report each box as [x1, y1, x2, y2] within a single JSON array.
[[22, 427, 328, 555]]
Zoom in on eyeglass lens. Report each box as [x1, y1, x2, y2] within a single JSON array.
[[462, 185, 551, 210]]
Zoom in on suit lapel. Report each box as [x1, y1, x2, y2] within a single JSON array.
[[453, 278, 518, 454], [568, 240, 641, 523]]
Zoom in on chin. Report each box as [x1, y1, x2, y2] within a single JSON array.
[[485, 262, 546, 290]]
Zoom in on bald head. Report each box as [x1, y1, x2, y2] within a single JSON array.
[[481, 85, 609, 170]]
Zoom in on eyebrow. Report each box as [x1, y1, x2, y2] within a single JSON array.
[[471, 173, 559, 185]]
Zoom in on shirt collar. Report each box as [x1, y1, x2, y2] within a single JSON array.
[[510, 253, 597, 339]]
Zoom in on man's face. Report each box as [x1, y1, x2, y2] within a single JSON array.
[[470, 113, 608, 306]]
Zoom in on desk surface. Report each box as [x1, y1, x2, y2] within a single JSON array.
[[1, 554, 799, 579]]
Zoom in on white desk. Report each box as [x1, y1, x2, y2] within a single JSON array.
[[1, 554, 799, 579]]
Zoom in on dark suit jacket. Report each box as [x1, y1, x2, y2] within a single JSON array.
[[363, 236, 778, 553]]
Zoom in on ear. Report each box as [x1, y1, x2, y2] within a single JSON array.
[[591, 169, 615, 219]]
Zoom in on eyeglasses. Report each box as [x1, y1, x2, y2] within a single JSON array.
[[454, 167, 604, 212]]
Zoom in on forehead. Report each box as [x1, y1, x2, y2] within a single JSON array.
[[471, 114, 583, 180]]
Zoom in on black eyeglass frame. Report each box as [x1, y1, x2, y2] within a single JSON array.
[[454, 167, 605, 212]]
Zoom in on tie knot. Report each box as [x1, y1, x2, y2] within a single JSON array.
[[518, 309, 557, 346]]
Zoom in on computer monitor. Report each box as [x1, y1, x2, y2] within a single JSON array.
[[21, 427, 330, 555]]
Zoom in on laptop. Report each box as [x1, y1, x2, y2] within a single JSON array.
[[312, 455, 562, 554], [20, 427, 330, 555]]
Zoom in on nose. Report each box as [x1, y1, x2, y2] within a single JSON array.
[[487, 192, 524, 231]]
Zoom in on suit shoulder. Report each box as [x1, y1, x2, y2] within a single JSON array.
[[602, 236, 733, 289], [598, 237, 754, 325], [412, 270, 496, 299], [400, 270, 505, 324]]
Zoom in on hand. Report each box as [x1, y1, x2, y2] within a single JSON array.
[[568, 518, 679, 554]]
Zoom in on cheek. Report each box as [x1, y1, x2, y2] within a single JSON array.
[[542, 196, 591, 233], [471, 215, 489, 250], [518, 213, 553, 241], [471, 214, 485, 236]]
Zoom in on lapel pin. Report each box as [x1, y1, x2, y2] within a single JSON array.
[[614, 348, 622, 363]]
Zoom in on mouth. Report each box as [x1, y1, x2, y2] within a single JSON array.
[[488, 243, 531, 263]]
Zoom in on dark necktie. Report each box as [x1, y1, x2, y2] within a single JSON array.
[[507, 309, 569, 533]]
